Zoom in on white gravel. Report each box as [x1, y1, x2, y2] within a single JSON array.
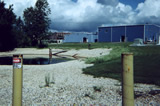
[[59, 48, 112, 57], [0, 48, 160, 105]]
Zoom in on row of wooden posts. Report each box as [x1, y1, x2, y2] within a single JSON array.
[[12, 49, 134, 106]]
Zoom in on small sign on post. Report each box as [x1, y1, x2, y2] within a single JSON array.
[[13, 58, 22, 69], [12, 54, 23, 106]]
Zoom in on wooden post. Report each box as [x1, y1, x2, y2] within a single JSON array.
[[121, 53, 134, 106], [49, 48, 52, 64], [12, 54, 23, 106]]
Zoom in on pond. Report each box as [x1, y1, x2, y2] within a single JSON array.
[[0, 56, 71, 65]]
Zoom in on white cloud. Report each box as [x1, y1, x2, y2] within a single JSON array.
[[3, 0, 160, 32], [136, 0, 160, 17], [135, 0, 160, 24], [4, 0, 36, 17], [49, 0, 134, 31]]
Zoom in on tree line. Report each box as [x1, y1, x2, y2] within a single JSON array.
[[0, 0, 51, 51]]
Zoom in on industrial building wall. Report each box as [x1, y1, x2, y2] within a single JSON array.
[[63, 34, 83, 42], [98, 27, 111, 42], [63, 33, 98, 43], [98, 25, 145, 42], [112, 26, 125, 42], [126, 25, 144, 42], [145, 25, 160, 42]]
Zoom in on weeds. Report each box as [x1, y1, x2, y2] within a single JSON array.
[[93, 86, 102, 92], [45, 73, 50, 87], [84, 92, 95, 100], [39, 73, 55, 88]]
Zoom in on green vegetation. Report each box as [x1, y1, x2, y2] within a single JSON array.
[[93, 86, 102, 92], [0, 2, 16, 51], [49, 42, 160, 86], [48, 42, 130, 50], [0, 0, 50, 51], [49, 43, 92, 50], [23, 0, 51, 47], [84, 92, 95, 100], [23, 0, 51, 46], [45, 73, 51, 87], [39, 73, 55, 88], [81, 43, 160, 86]]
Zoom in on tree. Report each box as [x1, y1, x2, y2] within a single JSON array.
[[13, 17, 31, 47], [23, 0, 51, 46], [0, 1, 16, 51]]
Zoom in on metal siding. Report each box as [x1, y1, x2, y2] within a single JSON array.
[[98, 27, 111, 42], [64, 33, 98, 43], [91, 34, 98, 42], [145, 25, 160, 42], [112, 26, 125, 42], [126, 25, 144, 42], [98, 24, 160, 42], [64, 34, 82, 42]]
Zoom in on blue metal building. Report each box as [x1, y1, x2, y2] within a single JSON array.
[[63, 32, 98, 43], [98, 24, 160, 42]]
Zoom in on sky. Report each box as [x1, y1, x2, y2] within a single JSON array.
[[3, 0, 160, 32]]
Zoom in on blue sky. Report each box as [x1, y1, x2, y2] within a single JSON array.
[[119, 0, 145, 9], [4, 0, 160, 32], [72, 0, 78, 2]]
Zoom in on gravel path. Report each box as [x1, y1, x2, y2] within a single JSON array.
[[0, 48, 160, 105]]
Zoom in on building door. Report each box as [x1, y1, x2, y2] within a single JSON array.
[[95, 39, 98, 42], [83, 37, 88, 43], [121, 36, 125, 42]]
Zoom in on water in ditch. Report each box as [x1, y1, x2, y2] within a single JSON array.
[[0, 56, 71, 65]]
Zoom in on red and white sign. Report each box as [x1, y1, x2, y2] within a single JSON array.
[[13, 58, 21, 63]]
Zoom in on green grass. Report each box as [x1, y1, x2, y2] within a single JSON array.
[[48, 43, 91, 50], [48, 42, 131, 50], [131, 46, 160, 85], [83, 44, 160, 86], [49, 42, 160, 86]]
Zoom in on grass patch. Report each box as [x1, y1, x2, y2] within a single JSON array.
[[48, 42, 160, 86], [48, 42, 131, 50], [48, 43, 90, 50], [83, 44, 160, 86]]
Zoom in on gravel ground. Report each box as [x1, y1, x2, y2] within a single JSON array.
[[0, 48, 160, 105]]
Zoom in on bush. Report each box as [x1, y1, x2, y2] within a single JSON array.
[[38, 43, 48, 48]]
